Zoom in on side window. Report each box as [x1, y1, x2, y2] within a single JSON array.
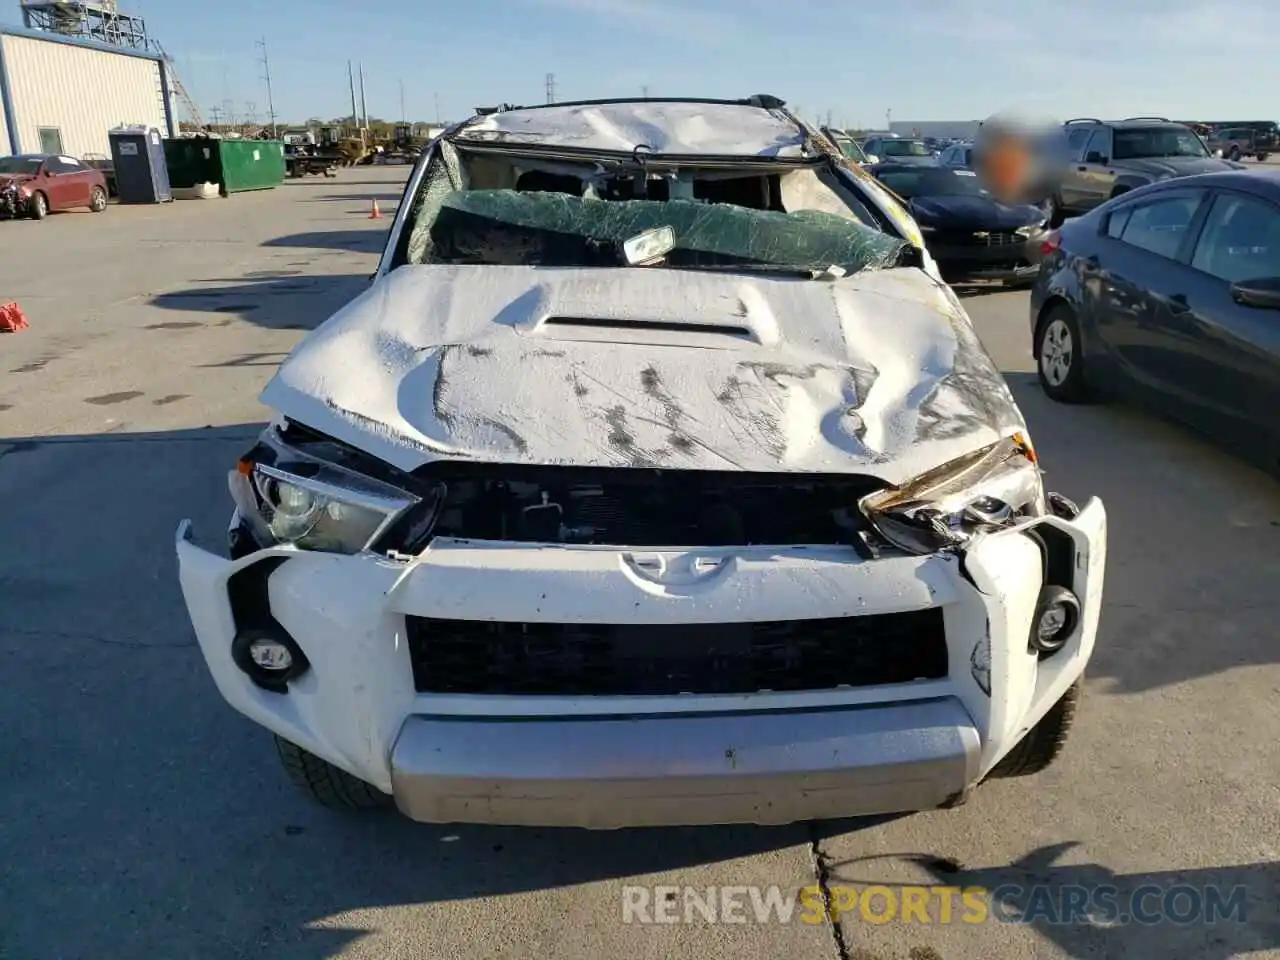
[[1116, 194, 1203, 259], [1105, 207, 1133, 239], [44, 157, 70, 175], [56, 156, 84, 172], [1190, 192, 1280, 283], [1083, 128, 1111, 162], [1066, 127, 1093, 160]]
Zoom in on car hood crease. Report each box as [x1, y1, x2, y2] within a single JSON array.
[[260, 265, 1026, 485]]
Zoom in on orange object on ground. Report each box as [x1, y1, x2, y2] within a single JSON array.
[[369, 199, 382, 219], [0, 302, 29, 332]]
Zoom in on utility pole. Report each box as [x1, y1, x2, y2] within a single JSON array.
[[434, 92, 441, 125], [359, 64, 369, 129], [223, 99, 236, 128], [256, 38, 278, 138], [545, 72, 556, 104], [885, 108, 892, 131], [245, 101, 257, 128], [348, 60, 358, 130], [399, 79, 406, 123], [641, 85, 649, 98], [209, 104, 222, 130]]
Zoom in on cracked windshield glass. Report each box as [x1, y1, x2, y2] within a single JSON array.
[[3, 1, 1279, 959]]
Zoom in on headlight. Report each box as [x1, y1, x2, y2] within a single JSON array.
[[229, 440, 418, 555], [859, 434, 1044, 555], [1015, 222, 1046, 237]]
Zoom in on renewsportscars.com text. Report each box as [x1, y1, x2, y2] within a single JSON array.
[[621, 884, 1249, 926]]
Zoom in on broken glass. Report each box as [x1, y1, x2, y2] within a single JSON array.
[[425, 189, 908, 275]]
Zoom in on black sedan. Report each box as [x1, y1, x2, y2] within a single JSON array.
[[871, 163, 1051, 283], [1030, 169, 1280, 467]]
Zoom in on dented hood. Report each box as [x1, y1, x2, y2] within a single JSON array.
[[260, 265, 1026, 485]]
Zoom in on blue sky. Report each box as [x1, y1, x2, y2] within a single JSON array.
[[103, 0, 1280, 126]]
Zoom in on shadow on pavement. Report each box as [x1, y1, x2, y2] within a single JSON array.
[[262, 230, 389, 254], [0, 425, 882, 960], [827, 843, 1279, 958], [149, 274, 372, 330], [1000, 374, 1280, 693]]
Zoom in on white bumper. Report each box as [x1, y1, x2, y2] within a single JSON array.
[[176, 498, 1106, 827]]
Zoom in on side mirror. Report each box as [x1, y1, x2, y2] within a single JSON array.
[[1229, 278, 1280, 309], [1084, 151, 1108, 164]]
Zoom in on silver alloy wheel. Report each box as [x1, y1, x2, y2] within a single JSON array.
[[1040, 318, 1074, 386], [33, 193, 47, 217], [90, 187, 106, 212]]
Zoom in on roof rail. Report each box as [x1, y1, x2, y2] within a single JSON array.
[[477, 95, 789, 115], [1121, 116, 1171, 122], [1064, 117, 1103, 125]]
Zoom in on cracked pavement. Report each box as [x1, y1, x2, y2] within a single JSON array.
[[1, 168, 1277, 960]]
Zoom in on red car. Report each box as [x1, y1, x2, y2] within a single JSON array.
[[0, 154, 110, 220]]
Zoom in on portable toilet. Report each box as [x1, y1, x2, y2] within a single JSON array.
[[108, 126, 173, 204]]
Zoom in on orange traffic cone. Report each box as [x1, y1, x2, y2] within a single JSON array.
[[0, 302, 29, 332], [369, 199, 383, 219]]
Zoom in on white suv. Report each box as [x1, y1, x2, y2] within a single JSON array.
[[176, 95, 1107, 828]]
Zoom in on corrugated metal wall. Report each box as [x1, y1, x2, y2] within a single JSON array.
[[1, 34, 166, 156], [0, 85, 10, 154]]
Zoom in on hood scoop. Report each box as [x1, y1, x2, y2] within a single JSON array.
[[538, 315, 758, 347]]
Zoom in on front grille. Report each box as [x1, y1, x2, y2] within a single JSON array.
[[405, 609, 948, 696], [933, 228, 1021, 248]]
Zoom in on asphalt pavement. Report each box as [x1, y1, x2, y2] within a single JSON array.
[[1, 168, 1277, 960]]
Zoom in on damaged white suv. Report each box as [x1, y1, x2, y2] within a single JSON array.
[[176, 95, 1107, 828]]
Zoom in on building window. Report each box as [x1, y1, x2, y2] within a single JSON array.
[[38, 127, 64, 154]]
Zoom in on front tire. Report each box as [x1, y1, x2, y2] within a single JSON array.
[[28, 191, 48, 220], [1035, 304, 1093, 403], [89, 186, 107, 212], [274, 736, 394, 811], [1229, 146, 1242, 161], [990, 681, 1082, 778]]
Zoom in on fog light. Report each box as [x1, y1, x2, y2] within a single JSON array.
[[248, 637, 293, 672], [1030, 585, 1081, 654], [231, 628, 310, 692]]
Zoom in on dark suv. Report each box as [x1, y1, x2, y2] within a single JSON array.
[[1045, 117, 1239, 226]]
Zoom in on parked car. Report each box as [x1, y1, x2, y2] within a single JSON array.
[[820, 125, 870, 164], [870, 162, 1050, 284], [1207, 127, 1263, 162], [939, 142, 975, 169], [1045, 118, 1240, 226], [861, 135, 937, 165], [1202, 120, 1278, 161], [0, 154, 110, 220], [1031, 169, 1280, 467], [176, 94, 1107, 829], [80, 153, 118, 197]]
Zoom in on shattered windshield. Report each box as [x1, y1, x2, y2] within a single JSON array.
[[427, 189, 909, 276]]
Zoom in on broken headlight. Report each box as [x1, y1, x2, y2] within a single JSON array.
[[229, 449, 418, 555], [859, 434, 1043, 556]]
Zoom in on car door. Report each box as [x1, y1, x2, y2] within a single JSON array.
[[1161, 188, 1280, 448], [1073, 128, 1118, 211], [1084, 189, 1209, 408], [40, 157, 82, 209], [58, 156, 94, 205], [1058, 127, 1096, 211]]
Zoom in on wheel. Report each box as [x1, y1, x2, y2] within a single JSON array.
[[989, 681, 1082, 778], [1044, 194, 1065, 229], [1035, 304, 1094, 403], [28, 191, 48, 220], [274, 736, 394, 811], [1229, 146, 1241, 161], [1257, 153, 1268, 162], [89, 186, 107, 212]]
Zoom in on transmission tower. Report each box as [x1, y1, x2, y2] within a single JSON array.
[[545, 73, 556, 104]]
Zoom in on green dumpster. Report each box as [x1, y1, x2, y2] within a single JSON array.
[[162, 138, 286, 195]]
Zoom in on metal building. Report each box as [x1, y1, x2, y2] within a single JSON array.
[[0, 23, 174, 157]]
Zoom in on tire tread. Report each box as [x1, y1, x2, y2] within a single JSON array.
[[990, 681, 1081, 778], [274, 736, 392, 811]]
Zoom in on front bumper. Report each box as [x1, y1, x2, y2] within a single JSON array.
[[929, 236, 1044, 282], [176, 498, 1107, 828]]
